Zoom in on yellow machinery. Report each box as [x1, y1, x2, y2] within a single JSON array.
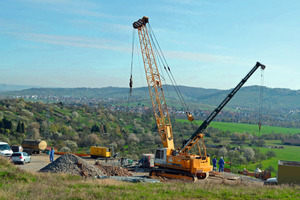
[[133, 16, 266, 181], [90, 146, 111, 158]]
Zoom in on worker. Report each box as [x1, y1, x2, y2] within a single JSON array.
[[137, 158, 143, 166], [212, 157, 217, 171], [50, 147, 55, 162], [218, 157, 225, 172]]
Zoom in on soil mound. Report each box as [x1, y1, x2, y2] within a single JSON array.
[[94, 161, 132, 176], [39, 154, 104, 177]]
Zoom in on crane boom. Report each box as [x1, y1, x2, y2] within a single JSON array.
[[180, 62, 266, 153], [133, 17, 174, 150]]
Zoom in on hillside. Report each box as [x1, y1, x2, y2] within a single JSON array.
[[0, 98, 299, 174], [0, 84, 38, 92], [1, 85, 299, 129], [1, 85, 300, 111]]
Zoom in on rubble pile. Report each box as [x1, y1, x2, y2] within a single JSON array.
[[94, 161, 132, 176], [39, 154, 105, 177]]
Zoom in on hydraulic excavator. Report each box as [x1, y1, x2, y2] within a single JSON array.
[[133, 16, 266, 181]]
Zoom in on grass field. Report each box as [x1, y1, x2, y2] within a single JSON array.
[[0, 157, 299, 200], [221, 140, 300, 177], [177, 119, 300, 135], [247, 141, 300, 171]]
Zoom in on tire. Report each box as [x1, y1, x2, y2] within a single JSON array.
[[28, 158, 31, 163], [91, 155, 97, 159], [22, 161, 25, 165], [197, 172, 209, 179], [150, 170, 157, 177]]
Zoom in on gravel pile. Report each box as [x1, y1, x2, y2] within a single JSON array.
[[94, 161, 132, 176], [39, 154, 105, 177]]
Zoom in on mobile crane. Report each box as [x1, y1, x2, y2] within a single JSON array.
[[133, 16, 266, 181]]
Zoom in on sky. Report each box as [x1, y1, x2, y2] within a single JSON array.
[[0, 0, 299, 90]]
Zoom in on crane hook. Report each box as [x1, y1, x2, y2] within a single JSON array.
[[186, 112, 194, 122]]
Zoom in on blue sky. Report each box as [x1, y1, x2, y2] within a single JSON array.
[[0, 0, 299, 90]]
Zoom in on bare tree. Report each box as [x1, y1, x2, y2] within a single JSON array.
[[127, 133, 140, 144], [86, 134, 101, 146], [243, 147, 255, 168], [218, 147, 228, 158], [27, 122, 40, 139], [64, 140, 78, 152]]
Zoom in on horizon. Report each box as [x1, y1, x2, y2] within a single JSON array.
[[1, 1, 299, 90], [1, 83, 298, 91]]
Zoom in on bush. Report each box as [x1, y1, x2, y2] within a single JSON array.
[[230, 167, 239, 174], [64, 140, 78, 151], [0, 135, 10, 143], [59, 147, 71, 152], [266, 165, 276, 173], [266, 151, 276, 159]]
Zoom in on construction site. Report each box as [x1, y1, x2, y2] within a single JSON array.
[[4, 16, 300, 187], [13, 152, 265, 185]]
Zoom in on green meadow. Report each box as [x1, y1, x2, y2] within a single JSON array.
[[177, 119, 300, 135], [227, 140, 300, 176]]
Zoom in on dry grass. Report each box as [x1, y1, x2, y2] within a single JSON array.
[[0, 156, 299, 200]]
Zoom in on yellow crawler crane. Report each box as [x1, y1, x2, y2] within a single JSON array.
[[133, 16, 266, 181]]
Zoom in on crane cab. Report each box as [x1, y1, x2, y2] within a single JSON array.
[[154, 148, 171, 166]]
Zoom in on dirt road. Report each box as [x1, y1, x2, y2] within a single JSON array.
[[15, 154, 60, 172], [14, 154, 127, 173]]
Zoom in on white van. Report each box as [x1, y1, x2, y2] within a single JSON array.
[[0, 142, 13, 157]]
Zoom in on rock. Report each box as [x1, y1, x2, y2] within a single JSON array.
[[39, 154, 105, 177], [94, 161, 132, 177]]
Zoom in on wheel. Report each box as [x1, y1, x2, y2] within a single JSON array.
[[149, 170, 157, 177], [22, 161, 25, 165], [91, 155, 98, 159], [197, 172, 209, 179], [28, 158, 31, 163]]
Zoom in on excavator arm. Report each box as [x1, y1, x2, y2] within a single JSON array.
[[180, 62, 266, 154]]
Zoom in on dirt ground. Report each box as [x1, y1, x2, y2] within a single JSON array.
[[15, 153, 61, 172], [13, 153, 264, 186], [14, 154, 141, 175]]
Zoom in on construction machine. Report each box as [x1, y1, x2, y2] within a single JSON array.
[[133, 16, 266, 181], [240, 168, 271, 181], [90, 146, 111, 158]]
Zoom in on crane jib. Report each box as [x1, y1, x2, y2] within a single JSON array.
[[180, 62, 266, 153]]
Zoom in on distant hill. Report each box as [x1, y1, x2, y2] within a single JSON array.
[[1, 85, 299, 111], [0, 84, 38, 92]]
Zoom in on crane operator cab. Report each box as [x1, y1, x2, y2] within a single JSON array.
[[154, 148, 169, 166]]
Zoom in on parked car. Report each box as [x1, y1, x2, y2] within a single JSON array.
[[10, 152, 31, 164], [264, 177, 278, 185], [0, 142, 13, 157]]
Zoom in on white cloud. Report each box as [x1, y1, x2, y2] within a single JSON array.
[[164, 50, 239, 64], [0, 31, 130, 52]]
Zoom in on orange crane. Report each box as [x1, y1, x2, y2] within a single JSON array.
[[133, 16, 266, 181]]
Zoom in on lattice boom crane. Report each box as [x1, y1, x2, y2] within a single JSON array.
[[133, 16, 266, 181]]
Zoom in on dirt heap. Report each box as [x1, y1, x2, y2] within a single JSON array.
[[94, 161, 132, 176], [39, 154, 105, 177]]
